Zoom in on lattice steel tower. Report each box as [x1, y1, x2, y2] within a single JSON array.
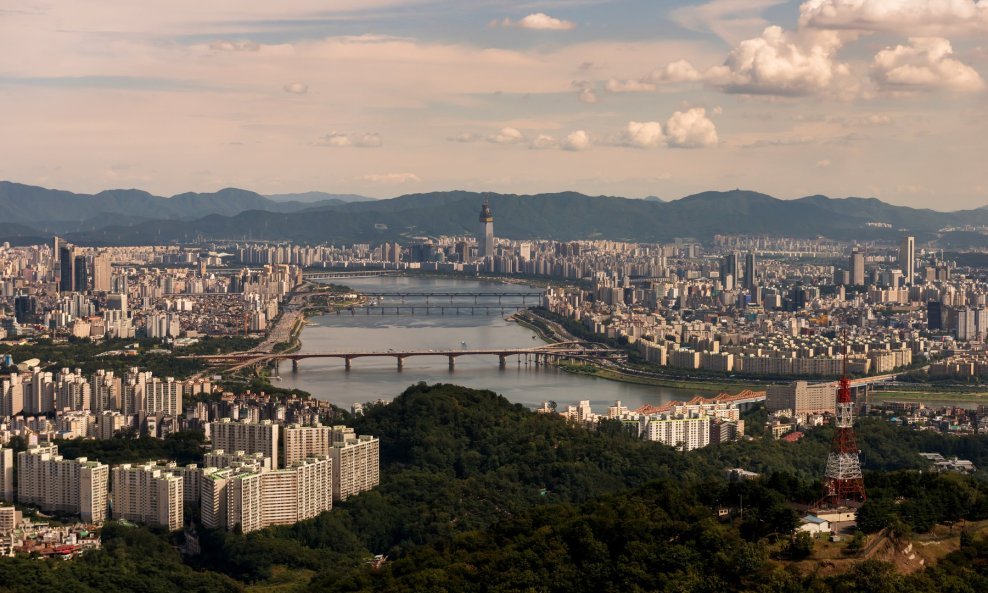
[[821, 351, 866, 506]]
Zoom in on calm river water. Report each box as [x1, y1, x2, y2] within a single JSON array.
[[276, 276, 699, 411]]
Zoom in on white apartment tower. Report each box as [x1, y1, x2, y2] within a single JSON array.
[[329, 435, 380, 501], [209, 419, 281, 469], [17, 445, 109, 522], [111, 463, 184, 531]]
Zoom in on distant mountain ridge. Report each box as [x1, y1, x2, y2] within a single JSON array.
[[1, 181, 986, 246]]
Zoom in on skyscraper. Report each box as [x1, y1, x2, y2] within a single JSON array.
[[744, 252, 756, 290], [900, 236, 915, 286], [477, 199, 494, 259], [58, 243, 76, 292], [849, 247, 865, 286], [93, 252, 112, 292], [720, 251, 740, 290]]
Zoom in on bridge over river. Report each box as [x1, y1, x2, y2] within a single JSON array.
[[183, 342, 625, 373]]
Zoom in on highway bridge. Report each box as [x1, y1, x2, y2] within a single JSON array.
[[304, 270, 402, 280], [338, 305, 529, 316], [184, 342, 625, 372]]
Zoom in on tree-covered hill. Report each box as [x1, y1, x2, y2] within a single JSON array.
[[3, 383, 988, 593]]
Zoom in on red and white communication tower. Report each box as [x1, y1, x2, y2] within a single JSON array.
[[821, 346, 866, 507]]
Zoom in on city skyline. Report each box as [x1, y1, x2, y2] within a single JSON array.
[[2, 1, 987, 207]]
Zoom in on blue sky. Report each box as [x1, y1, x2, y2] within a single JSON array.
[[1, 0, 987, 208]]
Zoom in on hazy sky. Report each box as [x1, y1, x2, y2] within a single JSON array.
[[2, 1, 987, 208]]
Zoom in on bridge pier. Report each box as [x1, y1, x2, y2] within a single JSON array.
[[498, 354, 506, 368], [448, 355, 455, 370], [291, 359, 299, 372], [397, 356, 404, 371], [345, 356, 352, 371]]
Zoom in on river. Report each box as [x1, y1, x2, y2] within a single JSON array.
[[276, 276, 701, 411]]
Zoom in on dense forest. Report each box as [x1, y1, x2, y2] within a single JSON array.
[[3, 383, 988, 592]]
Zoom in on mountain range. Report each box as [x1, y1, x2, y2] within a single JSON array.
[[0, 181, 985, 246]]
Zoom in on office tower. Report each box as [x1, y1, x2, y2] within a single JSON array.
[[53, 236, 61, 265], [900, 236, 915, 286], [927, 300, 944, 330], [93, 252, 112, 292], [59, 243, 76, 292], [17, 445, 109, 522], [744, 252, 756, 290], [13, 295, 37, 323], [329, 435, 380, 501], [111, 463, 183, 531], [0, 446, 13, 502], [74, 254, 89, 292], [850, 247, 865, 286], [477, 199, 494, 259], [209, 419, 280, 469], [720, 251, 740, 290]]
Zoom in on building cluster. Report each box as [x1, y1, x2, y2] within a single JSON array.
[[0, 506, 100, 558], [541, 393, 754, 451], [0, 241, 299, 341], [0, 419, 379, 536]]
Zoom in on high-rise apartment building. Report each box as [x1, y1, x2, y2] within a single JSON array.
[[17, 445, 109, 522], [0, 446, 13, 502], [477, 199, 494, 260], [111, 463, 183, 531], [900, 236, 915, 286], [201, 455, 333, 533], [766, 381, 836, 414], [209, 419, 280, 469], [642, 415, 710, 451], [329, 435, 380, 501]]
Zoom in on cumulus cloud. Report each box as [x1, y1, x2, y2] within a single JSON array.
[[619, 121, 665, 148], [606, 60, 701, 93], [671, 0, 789, 43], [562, 130, 592, 151], [359, 172, 421, 184], [487, 127, 526, 144], [494, 13, 576, 30], [283, 82, 308, 94], [529, 134, 559, 149], [799, 0, 988, 36], [317, 131, 382, 148], [665, 108, 720, 148], [706, 26, 849, 95], [871, 37, 985, 91]]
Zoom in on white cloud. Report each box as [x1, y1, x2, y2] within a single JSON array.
[[283, 82, 309, 94], [605, 78, 657, 93], [562, 130, 592, 151], [356, 132, 383, 147], [671, 0, 789, 43], [209, 40, 260, 52], [320, 132, 352, 147], [529, 134, 559, 149], [359, 172, 421, 184], [619, 121, 665, 148], [318, 131, 383, 147], [665, 108, 719, 148], [447, 132, 481, 143], [572, 81, 599, 104], [706, 26, 849, 95], [488, 127, 526, 144], [799, 0, 988, 36], [871, 37, 985, 91], [495, 13, 576, 31]]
